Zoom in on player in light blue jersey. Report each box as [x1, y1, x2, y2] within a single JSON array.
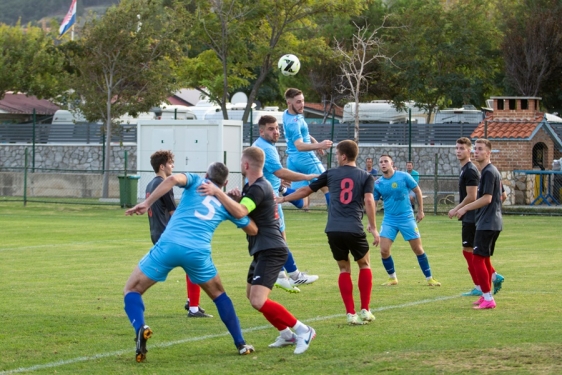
[[374, 154, 441, 287], [282, 88, 332, 206], [123, 162, 257, 362], [253, 115, 319, 293]]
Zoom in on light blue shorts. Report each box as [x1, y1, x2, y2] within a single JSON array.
[[138, 241, 217, 284], [380, 219, 420, 242], [287, 153, 325, 189]]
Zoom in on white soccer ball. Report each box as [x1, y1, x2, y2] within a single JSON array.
[[278, 54, 301, 76]]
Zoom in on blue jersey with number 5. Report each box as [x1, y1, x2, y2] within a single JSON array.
[[159, 173, 250, 251]]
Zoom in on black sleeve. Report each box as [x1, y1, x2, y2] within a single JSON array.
[[465, 168, 479, 187], [160, 189, 177, 213], [364, 174, 375, 194], [309, 171, 328, 192], [244, 183, 266, 207]]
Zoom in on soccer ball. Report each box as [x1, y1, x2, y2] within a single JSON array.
[[278, 54, 301, 76]]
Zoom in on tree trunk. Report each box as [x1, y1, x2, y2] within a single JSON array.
[[102, 116, 112, 198]]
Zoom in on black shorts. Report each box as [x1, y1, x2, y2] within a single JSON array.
[[327, 232, 370, 262], [473, 230, 501, 257], [247, 247, 288, 289], [461, 222, 476, 249]]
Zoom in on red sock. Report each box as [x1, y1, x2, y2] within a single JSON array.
[[358, 268, 373, 311], [473, 254, 491, 293], [338, 272, 355, 314], [186, 275, 201, 307], [259, 299, 297, 330], [463, 251, 479, 285], [484, 256, 495, 276]]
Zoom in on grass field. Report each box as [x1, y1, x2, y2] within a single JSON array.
[[1, 202, 561, 374]]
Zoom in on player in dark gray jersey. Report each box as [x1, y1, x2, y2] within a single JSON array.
[[146, 150, 210, 318], [456, 139, 503, 310], [198, 147, 316, 355], [449, 138, 504, 298], [279, 140, 379, 325]]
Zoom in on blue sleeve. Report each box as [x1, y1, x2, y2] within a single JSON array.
[[405, 173, 418, 190], [285, 121, 303, 144], [231, 215, 250, 228], [263, 146, 283, 174], [373, 181, 381, 201]]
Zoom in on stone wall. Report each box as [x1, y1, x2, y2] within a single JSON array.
[[0, 144, 136, 171]]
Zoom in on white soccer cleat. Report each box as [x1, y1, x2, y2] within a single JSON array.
[[346, 313, 364, 325], [275, 277, 301, 293], [294, 326, 316, 354], [268, 333, 297, 348], [289, 272, 319, 287], [358, 309, 376, 323]]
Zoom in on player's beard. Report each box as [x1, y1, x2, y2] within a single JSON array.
[[290, 103, 303, 114]]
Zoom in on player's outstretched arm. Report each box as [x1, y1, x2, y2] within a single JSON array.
[[364, 193, 380, 246], [294, 138, 333, 152], [277, 186, 313, 204], [274, 168, 318, 182], [125, 174, 187, 216], [241, 218, 258, 236]]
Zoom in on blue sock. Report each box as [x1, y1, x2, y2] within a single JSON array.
[[382, 256, 395, 275], [417, 253, 432, 278], [214, 293, 245, 347], [124, 292, 145, 333], [282, 188, 304, 209], [284, 249, 298, 273], [324, 192, 330, 206]]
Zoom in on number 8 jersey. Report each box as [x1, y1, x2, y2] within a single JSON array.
[[309, 166, 375, 234]]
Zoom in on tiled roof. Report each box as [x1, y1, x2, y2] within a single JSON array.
[[0, 93, 59, 115], [471, 114, 545, 139], [305, 102, 343, 118]]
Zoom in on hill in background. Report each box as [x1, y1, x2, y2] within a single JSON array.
[[0, 0, 119, 26]]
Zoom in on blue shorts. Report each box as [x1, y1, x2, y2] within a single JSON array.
[[278, 203, 286, 232], [287, 153, 325, 189], [380, 218, 420, 241], [138, 241, 217, 284]]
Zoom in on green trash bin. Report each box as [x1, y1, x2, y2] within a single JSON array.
[[118, 175, 140, 208]]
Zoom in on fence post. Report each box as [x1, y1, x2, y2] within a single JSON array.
[[328, 108, 335, 169], [249, 110, 253, 145], [433, 153, 438, 215], [101, 133, 106, 175], [124, 150, 128, 177], [408, 108, 412, 161], [223, 151, 227, 191], [32, 108, 37, 172], [24, 148, 28, 207]]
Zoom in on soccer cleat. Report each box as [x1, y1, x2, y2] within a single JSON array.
[[237, 344, 255, 355], [275, 277, 301, 293], [462, 288, 483, 297], [184, 300, 206, 314], [188, 308, 213, 318], [473, 299, 496, 309], [493, 274, 505, 295], [289, 272, 319, 287], [294, 326, 316, 354], [347, 313, 364, 325], [135, 325, 153, 363], [473, 296, 485, 306], [268, 333, 297, 348], [381, 277, 398, 286], [358, 309, 376, 323], [427, 278, 441, 286]]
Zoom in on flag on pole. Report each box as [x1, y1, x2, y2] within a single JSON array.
[[59, 0, 77, 38]]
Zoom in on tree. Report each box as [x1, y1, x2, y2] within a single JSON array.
[[0, 22, 67, 100], [383, 0, 501, 123], [334, 20, 392, 142], [69, 0, 184, 197], [501, 0, 562, 99]]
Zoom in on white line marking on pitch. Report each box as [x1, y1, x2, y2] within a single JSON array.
[[0, 295, 460, 374]]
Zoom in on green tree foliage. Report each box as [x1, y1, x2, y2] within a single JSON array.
[[0, 22, 67, 100], [68, 0, 185, 197], [382, 0, 501, 121]]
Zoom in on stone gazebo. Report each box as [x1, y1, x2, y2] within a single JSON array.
[[471, 96, 562, 205]]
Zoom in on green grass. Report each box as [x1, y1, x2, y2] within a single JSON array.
[[1, 202, 561, 374]]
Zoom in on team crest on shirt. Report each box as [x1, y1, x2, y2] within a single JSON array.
[[392, 182, 398, 189]]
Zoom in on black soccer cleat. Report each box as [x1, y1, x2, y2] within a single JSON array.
[[237, 343, 255, 355], [184, 300, 206, 314], [135, 325, 153, 363], [188, 309, 213, 318]]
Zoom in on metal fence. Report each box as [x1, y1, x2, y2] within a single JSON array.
[[2, 121, 478, 145]]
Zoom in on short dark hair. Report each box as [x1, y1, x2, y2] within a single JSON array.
[[284, 88, 302, 100], [258, 115, 277, 127], [456, 137, 472, 148], [379, 154, 393, 161], [243, 146, 265, 169], [206, 162, 229, 187], [336, 140, 358, 161], [150, 150, 174, 173], [476, 138, 492, 150], [406, 161, 413, 165]]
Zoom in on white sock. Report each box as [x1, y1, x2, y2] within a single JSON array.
[[491, 272, 497, 282], [288, 270, 300, 280], [483, 292, 493, 301], [279, 327, 294, 339], [292, 321, 309, 335], [278, 270, 287, 279], [189, 306, 199, 313], [389, 273, 397, 279], [475, 285, 482, 292]]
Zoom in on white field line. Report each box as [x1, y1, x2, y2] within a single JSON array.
[[0, 295, 460, 374]]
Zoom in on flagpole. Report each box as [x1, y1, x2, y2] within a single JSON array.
[[71, 24, 74, 41]]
